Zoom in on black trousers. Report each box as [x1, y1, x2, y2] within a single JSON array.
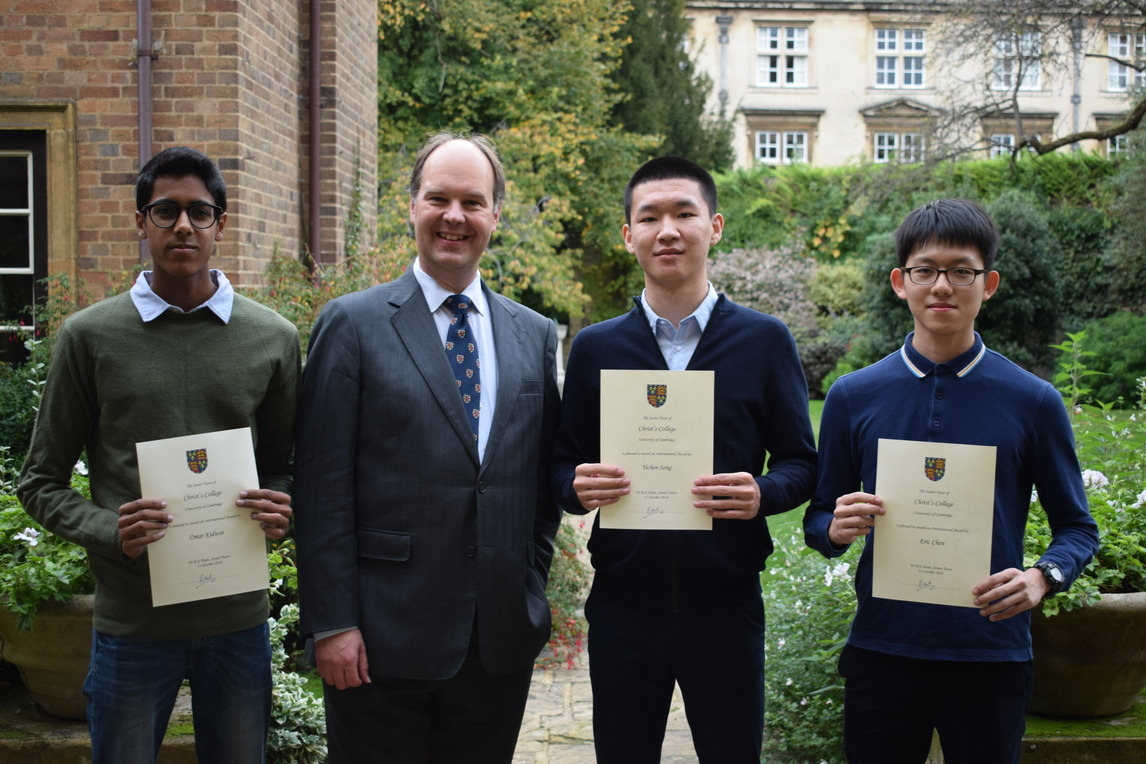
[[322, 641, 533, 764], [585, 594, 766, 764], [839, 644, 1033, 764]]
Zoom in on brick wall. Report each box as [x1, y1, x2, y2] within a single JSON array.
[[0, 0, 377, 295]]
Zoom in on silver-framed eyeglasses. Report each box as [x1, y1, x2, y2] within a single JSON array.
[[903, 266, 987, 286], [139, 202, 223, 229]]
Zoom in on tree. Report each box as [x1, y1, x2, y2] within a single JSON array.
[[934, 0, 1146, 157], [609, 0, 734, 171], [375, 0, 656, 321]]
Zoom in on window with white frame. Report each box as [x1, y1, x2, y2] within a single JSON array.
[[756, 26, 809, 88], [875, 28, 926, 88], [756, 131, 808, 164], [989, 133, 1015, 158], [993, 32, 1042, 91], [1109, 133, 1130, 156], [1108, 33, 1146, 92], [0, 142, 42, 364], [873, 132, 924, 164]]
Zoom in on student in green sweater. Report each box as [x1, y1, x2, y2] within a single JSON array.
[[18, 147, 300, 764]]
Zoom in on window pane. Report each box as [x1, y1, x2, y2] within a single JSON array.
[[0, 273, 33, 326], [0, 216, 31, 270], [877, 56, 897, 86], [876, 29, 897, 52], [758, 27, 779, 51], [788, 56, 807, 86], [903, 29, 925, 51], [786, 27, 807, 52], [784, 132, 807, 163], [0, 155, 30, 209], [757, 132, 779, 161]]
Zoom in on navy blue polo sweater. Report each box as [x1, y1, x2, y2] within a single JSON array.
[[804, 334, 1099, 661]]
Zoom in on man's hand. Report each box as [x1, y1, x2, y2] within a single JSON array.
[[973, 567, 1049, 622], [237, 488, 293, 540], [315, 628, 372, 690], [692, 472, 760, 519], [572, 463, 630, 511], [828, 492, 885, 547], [117, 499, 172, 558]]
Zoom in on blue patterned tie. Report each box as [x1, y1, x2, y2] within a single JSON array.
[[444, 295, 481, 441]]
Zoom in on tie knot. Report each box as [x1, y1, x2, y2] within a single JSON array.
[[445, 294, 471, 319]]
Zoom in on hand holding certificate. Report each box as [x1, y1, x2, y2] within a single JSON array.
[[136, 427, 270, 606], [599, 369, 714, 530], [872, 438, 996, 608]]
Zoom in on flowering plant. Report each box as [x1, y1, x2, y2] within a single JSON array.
[[762, 532, 860, 763], [1025, 333, 1146, 616], [0, 448, 94, 629]]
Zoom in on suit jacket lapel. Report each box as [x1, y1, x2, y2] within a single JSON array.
[[482, 287, 524, 468], [389, 271, 482, 466]]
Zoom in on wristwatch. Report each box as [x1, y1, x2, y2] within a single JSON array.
[[1033, 560, 1066, 596]]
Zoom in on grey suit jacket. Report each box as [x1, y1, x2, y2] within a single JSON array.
[[293, 270, 561, 680]]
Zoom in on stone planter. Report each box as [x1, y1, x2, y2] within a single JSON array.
[[1030, 591, 1146, 718], [0, 594, 93, 720]]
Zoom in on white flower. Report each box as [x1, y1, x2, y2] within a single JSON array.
[[1132, 489, 1146, 509], [1081, 469, 1110, 490], [73, 460, 88, 476], [785, 678, 793, 686], [777, 638, 786, 649], [800, 698, 808, 706], [824, 561, 851, 586], [1030, 488, 1040, 503], [14, 527, 41, 546]]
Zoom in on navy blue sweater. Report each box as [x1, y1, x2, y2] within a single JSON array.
[[804, 335, 1099, 661], [553, 296, 817, 613]]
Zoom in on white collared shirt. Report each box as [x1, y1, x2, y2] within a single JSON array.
[[412, 260, 499, 461], [639, 283, 718, 370], [129, 269, 234, 323]]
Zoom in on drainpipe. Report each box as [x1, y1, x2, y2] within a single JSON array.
[[137, 0, 155, 263], [716, 15, 733, 108], [308, 0, 322, 270]]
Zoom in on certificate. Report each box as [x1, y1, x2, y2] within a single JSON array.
[[136, 427, 269, 606], [872, 438, 996, 608], [599, 369, 714, 530]]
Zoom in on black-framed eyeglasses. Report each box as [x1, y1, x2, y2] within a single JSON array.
[[903, 266, 987, 286], [139, 202, 223, 229]]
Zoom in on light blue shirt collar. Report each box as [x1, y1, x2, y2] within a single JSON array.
[[129, 269, 233, 323], [639, 283, 718, 370], [639, 282, 718, 333]]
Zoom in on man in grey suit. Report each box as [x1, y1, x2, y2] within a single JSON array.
[[293, 132, 561, 762]]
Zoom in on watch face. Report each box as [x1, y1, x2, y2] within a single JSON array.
[[1041, 563, 1064, 584]]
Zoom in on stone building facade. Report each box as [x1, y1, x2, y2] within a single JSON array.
[[0, 0, 378, 361], [686, 0, 1142, 168]]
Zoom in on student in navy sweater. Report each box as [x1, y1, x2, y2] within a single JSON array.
[[803, 198, 1098, 764], [553, 156, 816, 763]]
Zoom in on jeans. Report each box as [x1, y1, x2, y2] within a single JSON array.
[[84, 621, 272, 764]]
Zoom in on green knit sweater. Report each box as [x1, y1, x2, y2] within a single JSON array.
[[18, 291, 300, 638]]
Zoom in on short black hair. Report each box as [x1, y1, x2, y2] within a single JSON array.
[[894, 198, 998, 269], [623, 156, 718, 225], [135, 147, 227, 211]]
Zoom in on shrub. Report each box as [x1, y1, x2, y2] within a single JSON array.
[[709, 245, 852, 395], [1075, 311, 1146, 406], [1027, 339, 1146, 615], [978, 190, 1063, 378], [762, 531, 860, 763], [538, 517, 591, 669]]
